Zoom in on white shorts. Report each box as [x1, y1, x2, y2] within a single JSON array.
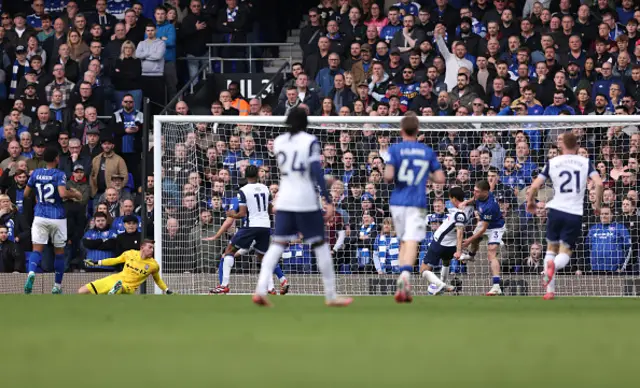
[[390, 206, 427, 242], [31, 217, 67, 248], [473, 225, 505, 245]]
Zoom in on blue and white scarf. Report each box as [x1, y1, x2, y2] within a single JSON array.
[[374, 234, 400, 273], [9, 60, 30, 99], [356, 221, 376, 267], [225, 7, 238, 42]]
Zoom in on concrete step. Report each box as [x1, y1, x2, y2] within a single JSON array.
[[290, 29, 301, 37]]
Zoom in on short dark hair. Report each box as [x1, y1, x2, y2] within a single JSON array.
[[94, 211, 108, 220], [285, 107, 308, 134], [449, 186, 465, 202], [401, 115, 419, 136], [245, 165, 259, 178], [476, 180, 490, 191], [43, 147, 59, 163]]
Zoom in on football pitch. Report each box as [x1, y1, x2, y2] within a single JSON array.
[[2, 296, 638, 388]]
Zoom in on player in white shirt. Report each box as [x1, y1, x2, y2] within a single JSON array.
[[253, 108, 352, 307], [527, 132, 603, 300], [420, 187, 473, 295], [208, 165, 289, 295]]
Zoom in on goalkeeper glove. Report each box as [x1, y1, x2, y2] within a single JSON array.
[[84, 259, 99, 268], [165, 289, 175, 295]]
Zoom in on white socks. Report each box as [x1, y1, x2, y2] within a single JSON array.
[[255, 244, 285, 295], [222, 255, 234, 287], [440, 266, 450, 284], [268, 275, 275, 292], [422, 270, 444, 286], [314, 243, 337, 301], [554, 253, 570, 271]]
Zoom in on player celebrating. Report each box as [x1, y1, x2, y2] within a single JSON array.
[[208, 165, 289, 295], [79, 240, 174, 294], [460, 180, 506, 296], [24, 147, 82, 294], [252, 108, 352, 307], [527, 132, 603, 300], [384, 115, 445, 303], [420, 187, 473, 295]]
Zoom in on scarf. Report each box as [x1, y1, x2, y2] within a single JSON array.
[[376, 234, 400, 273], [9, 59, 29, 99], [225, 7, 238, 42], [357, 222, 376, 266]]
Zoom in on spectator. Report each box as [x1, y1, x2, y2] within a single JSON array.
[[0, 225, 25, 273], [55, 44, 80, 84], [112, 40, 143, 110], [328, 73, 356, 111], [316, 53, 344, 97], [0, 141, 26, 175], [28, 105, 60, 148], [67, 28, 89, 63], [45, 64, 75, 104], [111, 199, 141, 235], [304, 36, 331, 80], [180, 0, 213, 85], [390, 14, 425, 55], [89, 0, 118, 34], [65, 163, 89, 268], [155, 6, 177, 101], [587, 206, 631, 272], [123, 9, 145, 45], [7, 13, 36, 49], [228, 82, 250, 116], [274, 87, 300, 116], [43, 18, 67, 65], [300, 7, 324, 58], [216, 0, 248, 72], [90, 134, 129, 198], [435, 25, 473, 92], [82, 211, 117, 271]]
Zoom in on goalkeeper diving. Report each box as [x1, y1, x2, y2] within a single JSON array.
[[78, 240, 174, 295]]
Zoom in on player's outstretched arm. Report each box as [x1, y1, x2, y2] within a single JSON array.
[[526, 176, 546, 214], [383, 164, 395, 183], [84, 253, 127, 268], [429, 169, 446, 185], [454, 226, 465, 259], [464, 221, 488, 247], [203, 216, 235, 241], [152, 271, 174, 294], [227, 205, 247, 219]]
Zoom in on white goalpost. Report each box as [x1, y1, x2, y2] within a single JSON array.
[[153, 115, 640, 296]]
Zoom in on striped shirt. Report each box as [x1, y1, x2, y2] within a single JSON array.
[[28, 167, 66, 219]]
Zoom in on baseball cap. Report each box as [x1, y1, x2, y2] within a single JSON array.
[[86, 127, 100, 135], [26, 82, 37, 89], [111, 173, 124, 179], [358, 81, 368, 88], [387, 81, 397, 88], [361, 43, 372, 52], [33, 137, 45, 147], [361, 193, 374, 202], [73, 164, 84, 172], [460, 17, 472, 26], [15, 45, 26, 53], [390, 47, 401, 56]]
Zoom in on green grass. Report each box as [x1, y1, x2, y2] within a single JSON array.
[[2, 296, 639, 388]]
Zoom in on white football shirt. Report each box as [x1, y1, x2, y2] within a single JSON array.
[[273, 131, 322, 212], [238, 183, 271, 228], [432, 206, 474, 247], [539, 154, 598, 216]]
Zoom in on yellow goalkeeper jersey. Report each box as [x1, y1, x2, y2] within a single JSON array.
[[100, 250, 168, 291]]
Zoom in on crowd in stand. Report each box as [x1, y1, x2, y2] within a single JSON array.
[[2, 0, 640, 279], [196, 0, 640, 276]]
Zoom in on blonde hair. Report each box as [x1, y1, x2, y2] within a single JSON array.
[[119, 40, 136, 59], [0, 194, 17, 213], [382, 217, 395, 235]]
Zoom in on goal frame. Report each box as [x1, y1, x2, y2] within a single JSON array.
[[153, 114, 640, 294]]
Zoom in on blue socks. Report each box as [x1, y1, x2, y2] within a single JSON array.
[[28, 251, 42, 273], [399, 265, 413, 273], [492, 276, 501, 285], [218, 257, 224, 284], [54, 254, 65, 285], [273, 265, 284, 280]]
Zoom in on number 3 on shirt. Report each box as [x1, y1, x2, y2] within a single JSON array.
[[398, 159, 429, 186], [35, 182, 55, 204]]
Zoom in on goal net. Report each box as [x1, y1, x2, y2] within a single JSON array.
[[153, 115, 640, 296]]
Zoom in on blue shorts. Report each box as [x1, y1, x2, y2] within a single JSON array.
[[273, 210, 325, 244], [424, 241, 457, 267], [546, 208, 582, 250], [231, 227, 271, 254]]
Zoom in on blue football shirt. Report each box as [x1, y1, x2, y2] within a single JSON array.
[[27, 168, 67, 219], [476, 192, 505, 229], [387, 141, 441, 209]]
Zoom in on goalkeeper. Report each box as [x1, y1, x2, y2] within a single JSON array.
[[78, 240, 174, 295]]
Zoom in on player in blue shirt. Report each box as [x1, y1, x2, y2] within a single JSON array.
[[460, 180, 506, 296], [23, 147, 82, 294], [384, 115, 445, 303]]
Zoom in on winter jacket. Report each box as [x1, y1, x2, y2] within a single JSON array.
[[155, 21, 176, 62], [0, 239, 25, 273], [179, 11, 213, 56], [315, 67, 344, 98], [90, 152, 129, 196], [83, 226, 118, 270], [110, 109, 144, 154], [111, 57, 142, 91], [588, 223, 631, 272]]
